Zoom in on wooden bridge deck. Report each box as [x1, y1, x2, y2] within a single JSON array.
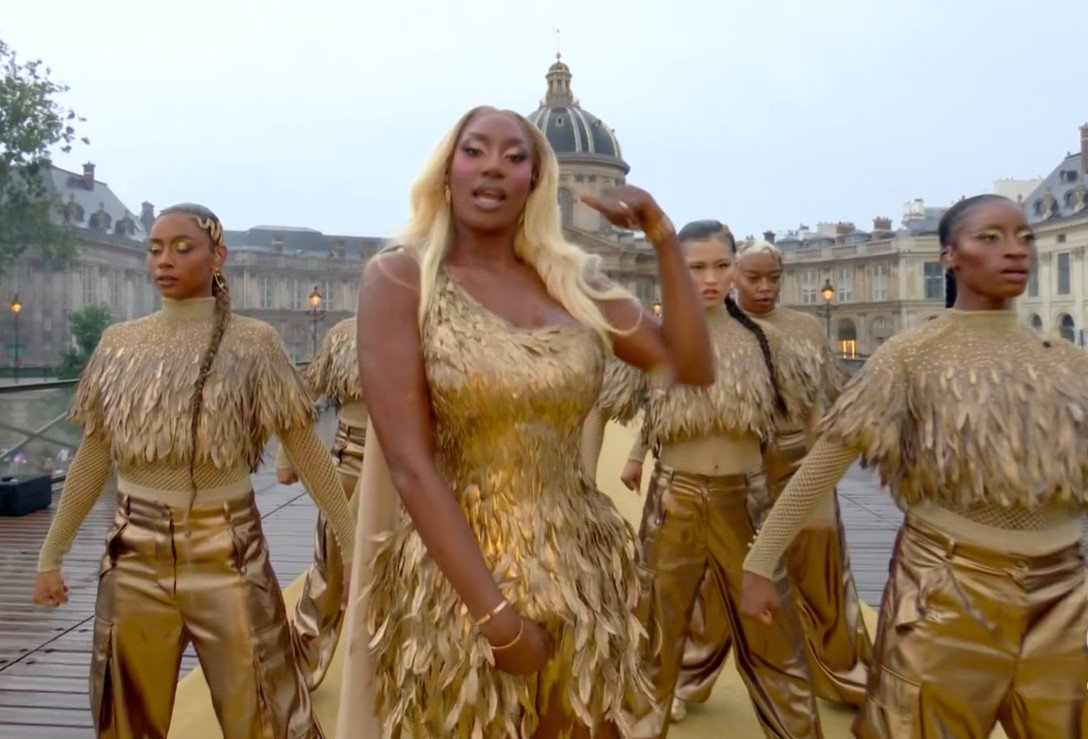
[[0, 424, 906, 738]]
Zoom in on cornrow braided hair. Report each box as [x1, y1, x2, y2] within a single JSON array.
[[937, 194, 1011, 311], [157, 203, 231, 518], [724, 295, 787, 415]]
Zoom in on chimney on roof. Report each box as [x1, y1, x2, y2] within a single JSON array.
[[271, 235, 285, 253], [762, 230, 776, 245], [873, 216, 893, 236], [140, 202, 155, 233], [1080, 123, 1088, 175], [82, 163, 95, 190]]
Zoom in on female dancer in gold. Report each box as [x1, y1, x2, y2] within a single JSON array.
[[337, 107, 714, 738], [277, 316, 364, 689], [618, 220, 824, 739], [743, 195, 1088, 737], [669, 239, 871, 715], [32, 204, 354, 739]]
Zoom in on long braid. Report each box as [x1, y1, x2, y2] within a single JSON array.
[[185, 277, 231, 514], [158, 203, 232, 518], [724, 295, 787, 415]]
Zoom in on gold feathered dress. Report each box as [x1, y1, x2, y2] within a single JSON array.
[[343, 273, 645, 738]]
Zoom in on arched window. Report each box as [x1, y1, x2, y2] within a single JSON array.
[[1058, 313, 1076, 343], [836, 318, 858, 358], [1029, 314, 1043, 332]]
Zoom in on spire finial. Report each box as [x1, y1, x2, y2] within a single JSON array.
[[553, 26, 561, 58]]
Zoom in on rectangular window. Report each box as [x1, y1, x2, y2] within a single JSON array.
[[259, 276, 274, 309], [800, 270, 817, 305], [1027, 267, 1039, 297], [837, 267, 853, 303], [923, 262, 944, 300], [110, 273, 123, 312], [289, 279, 303, 311], [321, 280, 337, 312], [1057, 252, 1071, 295], [872, 264, 888, 301], [82, 266, 97, 307]]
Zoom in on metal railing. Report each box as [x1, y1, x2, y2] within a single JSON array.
[[0, 378, 80, 485]]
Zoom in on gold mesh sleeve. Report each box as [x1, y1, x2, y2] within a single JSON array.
[[280, 425, 355, 563], [580, 406, 606, 479], [627, 423, 652, 463], [743, 435, 856, 579], [38, 432, 114, 572]]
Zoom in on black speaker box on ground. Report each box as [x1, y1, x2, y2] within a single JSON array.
[[0, 474, 53, 516]]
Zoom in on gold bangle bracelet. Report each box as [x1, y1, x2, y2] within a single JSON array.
[[490, 619, 525, 652], [475, 599, 510, 627], [643, 215, 675, 245]]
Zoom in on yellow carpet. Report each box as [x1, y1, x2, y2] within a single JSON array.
[[170, 423, 1004, 738]]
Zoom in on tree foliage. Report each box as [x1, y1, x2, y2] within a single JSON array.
[[57, 304, 112, 379], [0, 36, 88, 278]]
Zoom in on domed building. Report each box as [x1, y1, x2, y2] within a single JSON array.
[[526, 56, 659, 306]]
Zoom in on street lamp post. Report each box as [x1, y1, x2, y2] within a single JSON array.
[[10, 294, 22, 384], [820, 279, 835, 343], [307, 286, 326, 359]]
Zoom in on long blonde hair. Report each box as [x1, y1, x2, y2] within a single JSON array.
[[393, 106, 632, 339]]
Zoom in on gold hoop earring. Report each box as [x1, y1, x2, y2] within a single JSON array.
[[213, 270, 226, 291], [444, 185, 451, 205]]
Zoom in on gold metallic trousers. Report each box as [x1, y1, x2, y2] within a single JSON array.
[[91, 492, 322, 739], [628, 465, 821, 739], [856, 517, 1088, 738], [291, 419, 365, 690], [678, 430, 872, 707]]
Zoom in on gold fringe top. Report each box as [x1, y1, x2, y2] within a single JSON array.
[[644, 306, 822, 444], [753, 306, 849, 410], [596, 359, 647, 423], [822, 309, 1088, 509], [305, 316, 362, 408], [71, 297, 317, 472]]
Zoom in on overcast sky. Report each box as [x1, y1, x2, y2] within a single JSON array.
[[5, 0, 1086, 240]]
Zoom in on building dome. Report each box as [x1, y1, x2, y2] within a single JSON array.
[[526, 55, 628, 173]]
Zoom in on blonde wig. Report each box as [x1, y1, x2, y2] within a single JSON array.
[[392, 106, 633, 340]]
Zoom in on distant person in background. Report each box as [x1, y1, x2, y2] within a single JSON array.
[[671, 239, 870, 717], [277, 316, 365, 690], [615, 220, 825, 738]]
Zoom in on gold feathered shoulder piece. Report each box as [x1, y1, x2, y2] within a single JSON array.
[[821, 312, 1088, 509], [645, 310, 790, 444], [305, 317, 361, 407], [597, 359, 646, 424], [71, 313, 317, 471]]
